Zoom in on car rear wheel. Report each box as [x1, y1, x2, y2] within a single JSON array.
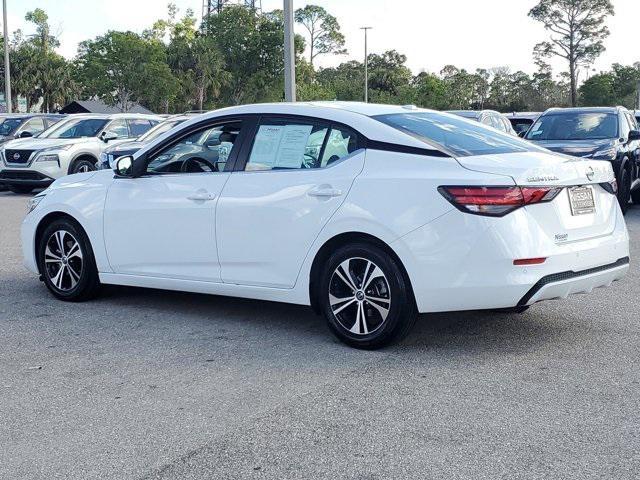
[[631, 186, 640, 205], [319, 243, 417, 349], [71, 159, 96, 174], [8, 185, 34, 194], [617, 165, 631, 214], [37, 218, 101, 301]]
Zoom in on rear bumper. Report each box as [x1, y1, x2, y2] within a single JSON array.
[[393, 203, 630, 313], [518, 257, 629, 306]]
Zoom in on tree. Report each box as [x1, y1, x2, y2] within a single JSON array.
[[579, 73, 616, 106], [529, 0, 614, 106], [75, 31, 176, 112], [294, 5, 346, 67], [412, 72, 448, 110]]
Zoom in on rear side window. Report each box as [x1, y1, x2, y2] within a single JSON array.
[[245, 118, 359, 171], [375, 112, 543, 157]]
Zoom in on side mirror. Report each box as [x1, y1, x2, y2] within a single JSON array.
[[518, 131, 527, 138], [19, 131, 33, 138], [101, 131, 118, 143], [114, 156, 133, 177], [628, 130, 640, 142]]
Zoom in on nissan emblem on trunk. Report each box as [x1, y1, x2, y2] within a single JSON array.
[[586, 166, 595, 181]]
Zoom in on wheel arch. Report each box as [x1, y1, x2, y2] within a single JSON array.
[[308, 231, 415, 314], [34, 211, 94, 275], [67, 153, 98, 175]]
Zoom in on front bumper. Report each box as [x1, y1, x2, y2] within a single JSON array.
[[0, 169, 54, 187]]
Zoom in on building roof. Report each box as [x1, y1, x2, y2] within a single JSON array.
[[59, 99, 155, 115]]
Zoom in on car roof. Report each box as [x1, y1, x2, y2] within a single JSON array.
[[57, 113, 162, 121], [0, 113, 66, 119], [504, 112, 541, 119], [138, 102, 439, 156], [542, 106, 623, 116]]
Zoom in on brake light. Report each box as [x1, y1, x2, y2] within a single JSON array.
[[438, 186, 562, 217], [599, 179, 617, 195]]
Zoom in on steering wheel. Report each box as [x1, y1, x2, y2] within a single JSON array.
[[180, 157, 218, 173]]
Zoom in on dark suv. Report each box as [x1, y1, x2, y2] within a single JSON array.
[[525, 107, 640, 212]]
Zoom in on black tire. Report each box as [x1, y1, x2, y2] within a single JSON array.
[[8, 185, 34, 194], [492, 305, 530, 314], [617, 165, 631, 214], [631, 186, 640, 205], [70, 158, 96, 175], [319, 242, 418, 349], [37, 217, 101, 302]]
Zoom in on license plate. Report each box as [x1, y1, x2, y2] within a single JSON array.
[[568, 186, 595, 215]]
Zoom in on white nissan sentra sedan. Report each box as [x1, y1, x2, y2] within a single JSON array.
[[21, 102, 630, 349]]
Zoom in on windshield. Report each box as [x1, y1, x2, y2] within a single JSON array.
[[139, 120, 184, 142], [375, 112, 545, 157], [526, 112, 619, 141], [0, 118, 23, 136], [43, 118, 108, 139]]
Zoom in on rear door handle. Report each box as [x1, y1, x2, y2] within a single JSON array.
[[187, 191, 217, 202], [308, 186, 343, 198]]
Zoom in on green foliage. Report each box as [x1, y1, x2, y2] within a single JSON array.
[[529, 0, 615, 106], [5, 4, 636, 115], [295, 5, 346, 66]]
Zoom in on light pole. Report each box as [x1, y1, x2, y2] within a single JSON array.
[[360, 27, 372, 103], [2, 0, 11, 113], [283, 0, 296, 102]]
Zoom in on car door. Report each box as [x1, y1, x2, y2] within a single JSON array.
[[103, 118, 248, 282], [216, 115, 365, 288]]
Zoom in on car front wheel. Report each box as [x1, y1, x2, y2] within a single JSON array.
[[319, 242, 417, 349], [37, 218, 101, 301], [71, 159, 96, 174]]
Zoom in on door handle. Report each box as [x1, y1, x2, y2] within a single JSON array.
[[308, 186, 343, 198], [187, 191, 217, 202]]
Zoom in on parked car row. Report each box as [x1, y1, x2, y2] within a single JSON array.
[[0, 113, 161, 193], [20, 102, 629, 349]]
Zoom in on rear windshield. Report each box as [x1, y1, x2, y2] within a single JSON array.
[[375, 112, 543, 157], [526, 112, 618, 141]]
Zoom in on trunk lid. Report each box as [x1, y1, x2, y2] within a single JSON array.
[[456, 151, 618, 243]]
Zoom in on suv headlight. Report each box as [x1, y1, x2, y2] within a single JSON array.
[[589, 146, 617, 160], [27, 194, 46, 214], [35, 153, 60, 163], [34, 145, 73, 163]]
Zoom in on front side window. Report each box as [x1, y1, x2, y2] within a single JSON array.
[[21, 117, 46, 135], [0, 118, 23, 136], [525, 112, 619, 141], [129, 119, 153, 137], [44, 118, 109, 139], [375, 112, 544, 157], [139, 120, 184, 142], [106, 119, 130, 138], [245, 119, 359, 171], [146, 121, 242, 174]]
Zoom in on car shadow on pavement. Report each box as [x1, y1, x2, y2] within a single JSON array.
[[95, 284, 569, 356]]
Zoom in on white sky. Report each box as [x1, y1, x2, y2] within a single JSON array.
[[6, 0, 640, 78]]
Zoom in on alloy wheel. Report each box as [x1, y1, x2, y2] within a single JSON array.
[[328, 257, 391, 335], [44, 230, 83, 292]]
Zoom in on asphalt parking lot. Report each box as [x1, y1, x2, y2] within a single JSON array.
[[1, 191, 639, 480]]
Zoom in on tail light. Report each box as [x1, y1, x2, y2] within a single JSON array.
[[599, 179, 617, 195], [438, 186, 562, 217]]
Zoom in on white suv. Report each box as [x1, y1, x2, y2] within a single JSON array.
[[0, 113, 161, 193]]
